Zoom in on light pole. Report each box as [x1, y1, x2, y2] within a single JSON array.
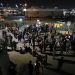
[[23, 3, 27, 24], [67, 21, 71, 34], [23, 8, 27, 24]]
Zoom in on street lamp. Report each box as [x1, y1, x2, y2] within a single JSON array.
[[18, 18, 23, 28], [67, 21, 71, 34], [36, 19, 41, 26], [23, 8, 27, 24]]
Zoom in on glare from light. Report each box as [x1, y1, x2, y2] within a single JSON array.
[[45, 23, 48, 25], [38, 21, 41, 25], [63, 11, 66, 16], [23, 8, 27, 11], [16, 4, 18, 8], [26, 25, 29, 27], [60, 24, 63, 26], [19, 18, 23, 22], [36, 24, 39, 27], [37, 19, 40, 22], [67, 21, 71, 27], [25, 3, 27, 7], [34, 63, 36, 66], [57, 24, 60, 28]]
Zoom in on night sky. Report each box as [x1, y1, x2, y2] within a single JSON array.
[[0, 0, 75, 9]]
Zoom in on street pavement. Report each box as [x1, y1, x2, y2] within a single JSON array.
[[7, 51, 75, 75], [1, 49, 75, 75]]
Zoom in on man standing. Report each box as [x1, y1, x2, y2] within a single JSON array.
[[28, 60, 34, 75]]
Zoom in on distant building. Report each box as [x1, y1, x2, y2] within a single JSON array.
[[26, 7, 65, 18]]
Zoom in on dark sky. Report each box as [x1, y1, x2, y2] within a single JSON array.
[[0, 0, 75, 9]]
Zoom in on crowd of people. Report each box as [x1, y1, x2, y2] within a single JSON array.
[[0, 24, 75, 75], [1, 24, 75, 55]]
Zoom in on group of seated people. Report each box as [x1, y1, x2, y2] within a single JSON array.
[[19, 45, 32, 54]]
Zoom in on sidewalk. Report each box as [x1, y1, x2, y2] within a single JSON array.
[[8, 51, 75, 75], [17, 63, 60, 75], [47, 55, 75, 75]]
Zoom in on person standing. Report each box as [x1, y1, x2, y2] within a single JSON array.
[[28, 60, 34, 75], [0, 67, 2, 75], [32, 34, 35, 50], [50, 36, 56, 52], [29, 36, 32, 46], [9, 35, 13, 47], [57, 56, 64, 71], [35, 61, 41, 75], [12, 41, 17, 51]]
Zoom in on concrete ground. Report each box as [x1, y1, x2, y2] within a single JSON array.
[[7, 51, 75, 75]]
